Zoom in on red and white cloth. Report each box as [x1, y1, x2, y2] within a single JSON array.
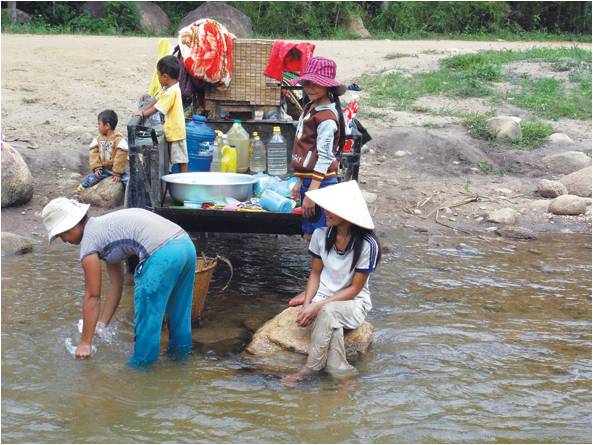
[[178, 19, 236, 87]]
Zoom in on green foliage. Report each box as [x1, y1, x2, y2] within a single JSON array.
[[510, 76, 592, 120], [3, 1, 591, 39], [3, 1, 142, 35], [513, 120, 554, 149], [477, 161, 495, 175], [366, 1, 509, 34], [462, 113, 496, 141]]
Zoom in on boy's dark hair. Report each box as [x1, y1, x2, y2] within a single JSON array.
[[97, 109, 118, 130], [157, 55, 181, 80], [325, 225, 381, 272]]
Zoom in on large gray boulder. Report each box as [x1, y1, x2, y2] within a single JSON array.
[[542, 151, 591, 175], [80, 2, 170, 34], [559, 166, 592, 198], [77, 178, 124, 208], [548, 195, 587, 215], [246, 306, 373, 363], [136, 2, 170, 34], [1, 8, 32, 24], [179, 2, 252, 37], [1, 142, 33, 208], [346, 11, 371, 38], [1, 232, 33, 257], [486, 116, 522, 142], [537, 179, 567, 198]]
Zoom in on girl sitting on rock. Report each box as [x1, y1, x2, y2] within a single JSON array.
[[284, 180, 381, 383]]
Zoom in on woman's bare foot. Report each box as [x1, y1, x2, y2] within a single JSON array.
[[288, 291, 305, 307], [281, 367, 312, 387]]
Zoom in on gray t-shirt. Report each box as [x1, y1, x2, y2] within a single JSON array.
[[79, 208, 185, 263]]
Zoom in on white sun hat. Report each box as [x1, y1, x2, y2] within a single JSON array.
[[42, 197, 90, 243], [305, 180, 375, 230]]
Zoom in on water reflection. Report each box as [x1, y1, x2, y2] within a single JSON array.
[[2, 231, 591, 443]]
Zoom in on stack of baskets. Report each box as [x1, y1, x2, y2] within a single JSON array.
[[205, 39, 282, 113]]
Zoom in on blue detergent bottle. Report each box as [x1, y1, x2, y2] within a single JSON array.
[[186, 115, 215, 172]]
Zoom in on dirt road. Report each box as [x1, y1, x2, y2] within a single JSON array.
[[1, 35, 591, 237]]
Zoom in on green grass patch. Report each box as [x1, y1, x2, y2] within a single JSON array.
[[360, 47, 591, 120], [462, 112, 554, 150], [462, 112, 496, 141], [509, 77, 592, 119], [512, 120, 555, 150]]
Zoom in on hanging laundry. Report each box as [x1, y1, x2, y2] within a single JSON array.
[[264, 41, 316, 81], [178, 19, 236, 88]]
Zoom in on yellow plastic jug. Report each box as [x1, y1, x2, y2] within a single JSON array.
[[220, 144, 237, 173], [226, 120, 250, 173]]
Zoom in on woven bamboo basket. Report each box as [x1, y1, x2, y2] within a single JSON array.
[[205, 39, 281, 111], [162, 255, 233, 329]]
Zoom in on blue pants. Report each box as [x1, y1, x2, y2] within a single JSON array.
[[129, 234, 196, 368], [81, 169, 129, 188], [300, 177, 338, 234]]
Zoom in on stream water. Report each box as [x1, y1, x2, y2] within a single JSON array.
[[2, 230, 591, 443]]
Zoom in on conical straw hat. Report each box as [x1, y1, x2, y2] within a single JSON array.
[[305, 180, 374, 229]]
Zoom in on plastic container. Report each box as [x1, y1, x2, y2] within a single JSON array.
[[186, 115, 215, 172], [267, 126, 288, 176], [226, 120, 250, 173], [210, 131, 224, 172], [260, 189, 295, 213], [220, 144, 237, 173], [270, 176, 298, 197], [249, 135, 267, 173]]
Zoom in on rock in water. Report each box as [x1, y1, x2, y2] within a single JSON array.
[[1, 142, 33, 207], [537, 179, 567, 198], [245, 306, 373, 363], [192, 324, 250, 354], [559, 166, 592, 198], [1, 232, 33, 257], [77, 179, 124, 208], [495, 226, 538, 240], [548, 195, 587, 215]]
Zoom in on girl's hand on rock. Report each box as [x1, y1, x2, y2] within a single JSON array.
[[297, 303, 321, 327]]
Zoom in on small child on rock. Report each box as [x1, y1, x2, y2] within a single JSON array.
[[77, 110, 129, 191]]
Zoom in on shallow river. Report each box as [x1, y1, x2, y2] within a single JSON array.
[[2, 230, 591, 443]]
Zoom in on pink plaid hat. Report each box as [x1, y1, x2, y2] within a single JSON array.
[[289, 56, 344, 88]]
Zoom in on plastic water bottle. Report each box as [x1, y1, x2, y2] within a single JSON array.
[[250, 136, 267, 173], [210, 130, 224, 172], [267, 126, 288, 176], [226, 120, 250, 173]]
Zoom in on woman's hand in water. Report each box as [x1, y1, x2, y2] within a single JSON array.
[[75, 342, 92, 359], [297, 302, 322, 327]]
